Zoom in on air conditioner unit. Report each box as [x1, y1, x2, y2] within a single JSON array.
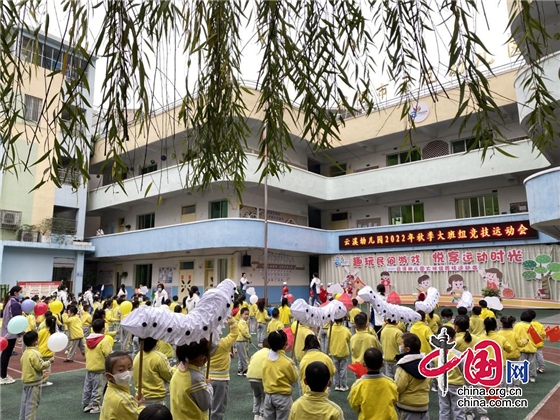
[[20, 231, 40, 242], [1, 210, 22, 230]]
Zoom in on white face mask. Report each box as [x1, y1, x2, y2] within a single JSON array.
[[111, 370, 133, 387], [399, 346, 404, 354], [157, 288, 162, 292]]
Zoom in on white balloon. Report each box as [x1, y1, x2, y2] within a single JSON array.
[[250, 294, 259, 304], [327, 283, 344, 295], [47, 332, 69, 353], [246, 287, 256, 296], [457, 291, 473, 310], [484, 296, 503, 311]]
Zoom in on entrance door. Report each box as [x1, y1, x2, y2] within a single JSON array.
[[115, 264, 123, 294], [179, 261, 195, 300], [204, 259, 214, 290]]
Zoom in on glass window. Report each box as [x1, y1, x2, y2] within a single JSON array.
[[329, 163, 347, 177], [389, 204, 424, 224], [455, 194, 499, 218], [180, 261, 194, 270], [24, 95, 42, 122], [141, 164, 158, 174], [181, 205, 196, 215], [210, 200, 228, 219], [135, 264, 152, 288], [387, 150, 421, 166], [137, 213, 155, 230]]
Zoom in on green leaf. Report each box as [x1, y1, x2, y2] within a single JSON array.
[[522, 271, 537, 280], [535, 255, 552, 264]]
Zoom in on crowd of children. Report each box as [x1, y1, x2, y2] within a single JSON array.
[[4, 283, 552, 420]]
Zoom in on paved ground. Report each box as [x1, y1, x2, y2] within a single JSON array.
[[1, 314, 559, 420]]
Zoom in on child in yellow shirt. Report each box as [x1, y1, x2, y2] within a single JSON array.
[[19, 332, 53, 419], [83, 319, 113, 413], [262, 330, 298, 419], [63, 305, 85, 362], [81, 304, 92, 338], [278, 298, 291, 327], [380, 318, 403, 379], [514, 311, 537, 383], [247, 339, 270, 420], [267, 308, 284, 334], [350, 313, 381, 364], [256, 300, 270, 348], [299, 335, 336, 395], [236, 308, 252, 376], [37, 316, 57, 387], [348, 299, 362, 335], [348, 348, 398, 420], [529, 310, 547, 374], [100, 351, 145, 419], [330, 318, 352, 392], [290, 361, 344, 420]]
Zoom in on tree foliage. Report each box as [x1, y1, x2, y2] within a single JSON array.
[[0, 0, 558, 198]]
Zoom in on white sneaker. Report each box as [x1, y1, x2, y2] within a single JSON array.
[[530, 377, 536, 383], [1, 376, 15, 384], [466, 414, 475, 420], [83, 404, 93, 413], [254, 415, 260, 420], [334, 386, 341, 391], [89, 406, 101, 414], [480, 416, 490, 420], [340, 386, 349, 392], [40, 381, 53, 387]]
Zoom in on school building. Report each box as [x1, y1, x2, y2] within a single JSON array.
[[0, 29, 96, 297], [2, 4, 560, 309]]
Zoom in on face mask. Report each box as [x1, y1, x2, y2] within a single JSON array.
[[18, 294, 24, 300], [111, 370, 133, 387], [399, 346, 404, 354], [157, 288, 162, 292]]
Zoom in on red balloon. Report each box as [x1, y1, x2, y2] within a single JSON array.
[[0, 337, 8, 352], [282, 327, 294, 353], [349, 361, 368, 378], [34, 302, 48, 317], [286, 294, 294, 303]]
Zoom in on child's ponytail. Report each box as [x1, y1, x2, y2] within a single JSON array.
[[454, 315, 472, 343]]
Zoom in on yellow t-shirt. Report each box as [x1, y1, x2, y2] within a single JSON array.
[[278, 306, 291, 325], [289, 391, 344, 420], [267, 319, 284, 334], [380, 324, 403, 363], [262, 350, 298, 395], [350, 331, 381, 364], [38, 329, 54, 358], [329, 324, 352, 359], [256, 310, 269, 324], [133, 350, 175, 400], [348, 373, 398, 420], [99, 382, 144, 420], [299, 349, 335, 394], [170, 365, 212, 420]]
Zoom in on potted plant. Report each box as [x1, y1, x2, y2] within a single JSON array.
[[121, 271, 128, 279]]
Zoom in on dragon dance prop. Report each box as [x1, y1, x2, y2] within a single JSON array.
[[358, 286, 421, 325], [414, 287, 440, 313]]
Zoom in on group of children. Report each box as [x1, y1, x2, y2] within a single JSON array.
[[14, 285, 551, 420]]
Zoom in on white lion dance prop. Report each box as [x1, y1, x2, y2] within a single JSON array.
[[414, 287, 440, 314], [290, 299, 348, 328], [358, 286, 421, 325], [121, 278, 237, 347]]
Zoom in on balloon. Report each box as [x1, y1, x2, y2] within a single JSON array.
[[249, 295, 259, 304], [386, 291, 401, 305], [334, 293, 341, 300], [282, 327, 294, 352], [7, 315, 28, 335], [21, 300, 36, 314], [268, 307, 274, 316], [0, 337, 8, 352], [49, 301, 63, 315], [286, 294, 294, 304], [105, 335, 114, 347], [337, 293, 353, 311], [349, 361, 368, 378], [120, 301, 133, 315], [47, 332, 69, 352], [34, 302, 48, 316]]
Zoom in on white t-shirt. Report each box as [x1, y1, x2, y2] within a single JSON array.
[[240, 277, 249, 290], [83, 290, 94, 307], [185, 294, 200, 312], [138, 286, 149, 296], [154, 289, 168, 307]]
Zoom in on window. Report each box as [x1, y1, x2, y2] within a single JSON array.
[[451, 131, 493, 154], [331, 212, 348, 222], [387, 150, 421, 166], [329, 163, 347, 177], [210, 200, 228, 219], [180, 261, 194, 270], [181, 205, 196, 223], [135, 264, 152, 288], [24, 95, 42, 122], [389, 204, 424, 225], [141, 164, 158, 175], [137, 213, 155, 230], [456, 194, 499, 218]]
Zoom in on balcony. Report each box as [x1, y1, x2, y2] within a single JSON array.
[[524, 167, 560, 239], [88, 213, 556, 259], [87, 142, 550, 211]]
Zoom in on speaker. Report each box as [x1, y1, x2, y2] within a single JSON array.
[[242, 255, 252, 267]]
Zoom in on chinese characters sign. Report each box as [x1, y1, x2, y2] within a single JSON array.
[[339, 221, 538, 250]]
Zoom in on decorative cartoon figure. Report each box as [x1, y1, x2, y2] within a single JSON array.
[[417, 274, 431, 294], [352, 277, 367, 298], [343, 267, 360, 295], [447, 274, 467, 303], [380, 271, 391, 291], [478, 268, 502, 290]]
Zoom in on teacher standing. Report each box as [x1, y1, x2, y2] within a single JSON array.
[[1, 286, 23, 385], [153, 283, 168, 307]]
